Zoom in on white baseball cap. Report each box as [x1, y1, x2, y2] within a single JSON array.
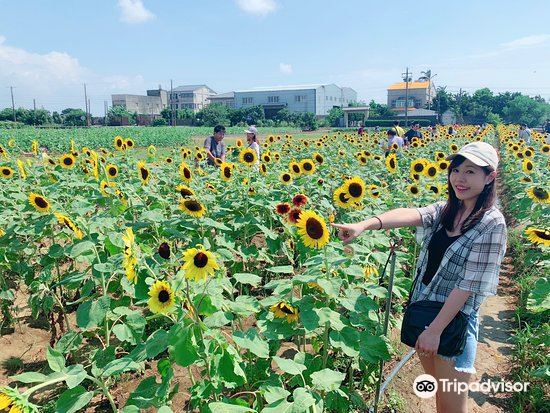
[[244, 125, 258, 135], [446, 141, 499, 170]]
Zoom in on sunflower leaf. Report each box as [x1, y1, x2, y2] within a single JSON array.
[[233, 328, 269, 359], [233, 272, 262, 287]]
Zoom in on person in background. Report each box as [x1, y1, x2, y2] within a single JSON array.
[[245, 125, 261, 165], [392, 120, 405, 137], [404, 123, 423, 146], [381, 129, 404, 156], [518, 124, 532, 144], [358, 124, 365, 137], [204, 124, 227, 166], [448, 126, 457, 136]]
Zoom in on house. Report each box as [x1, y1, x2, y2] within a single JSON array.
[[387, 80, 436, 112], [234, 84, 357, 118], [207, 92, 235, 108], [111, 94, 164, 115], [170, 85, 217, 112]]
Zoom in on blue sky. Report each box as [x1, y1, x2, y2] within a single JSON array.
[[1, 0, 550, 115]]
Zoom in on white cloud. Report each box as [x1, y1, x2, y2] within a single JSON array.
[[117, 0, 155, 23], [501, 34, 550, 50], [279, 62, 292, 75], [235, 0, 277, 17], [0, 36, 147, 114]]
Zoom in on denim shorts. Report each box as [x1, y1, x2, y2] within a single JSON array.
[[418, 285, 480, 374]]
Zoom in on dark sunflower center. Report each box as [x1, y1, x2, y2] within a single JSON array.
[[184, 169, 191, 179], [389, 158, 396, 169], [526, 162, 533, 170], [533, 188, 548, 200], [428, 167, 437, 176], [35, 196, 48, 208], [140, 168, 149, 180], [411, 186, 419, 194], [158, 290, 170, 303], [372, 189, 380, 197], [180, 188, 193, 198], [2, 169, 10, 176], [117, 139, 123, 147], [292, 165, 300, 173], [283, 174, 291, 182], [185, 200, 202, 211], [244, 152, 254, 162], [316, 155, 323, 163], [439, 163, 448, 170], [193, 252, 208, 268], [223, 167, 231, 178], [430, 186, 438, 193], [533, 230, 550, 240], [63, 157, 73, 166], [413, 163, 424, 172], [303, 162, 312, 171], [306, 217, 324, 240], [339, 192, 349, 203], [348, 183, 363, 197], [127, 141, 133, 147], [158, 242, 170, 259], [280, 304, 294, 314], [109, 167, 116, 175]]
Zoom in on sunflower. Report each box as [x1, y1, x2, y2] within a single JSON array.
[[300, 159, 316, 175], [437, 160, 450, 172], [288, 161, 302, 176], [424, 163, 438, 179], [54, 212, 84, 239], [426, 184, 440, 196], [541, 144, 550, 154], [220, 162, 234, 181], [449, 143, 458, 152], [343, 176, 366, 201], [295, 210, 330, 249], [114, 136, 125, 151], [125, 139, 135, 149], [407, 184, 420, 196], [236, 139, 244, 148], [179, 162, 193, 183], [369, 185, 381, 199], [276, 203, 291, 215], [270, 302, 299, 323], [148, 280, 175, 314], [15, 159, 26, 180], [288, 207, 303, 224], [523, 148, 534, 158], [122, 227, 138, 283], [292, 194, 308, 207], [522, 159, 534, 174], [0, 166, 14, 179], [176, 184, 195, 199], [434, 151, 446, 160], [279, 172, 293, 185], [147, 145, 156, 155], [179, 198, 206, 218], [29, 192, 51, 213], [182, 245, 219, 282], [100, 180, 116, 196], [261, 153, 272, 163], [526, 187, 550, 204], [59, 154, 76, 169], [239, 148, 258, 167], [260, 163, 267, 174], [333, 187, 351, 208], [521, 176, 532, 183], [313, 153, 324, 164], [136, 160, 150, 185], [106, 164, 118, 178], [525, 227, 550, 247], [364, 265, 379, 279]]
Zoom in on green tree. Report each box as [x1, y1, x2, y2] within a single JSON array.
[[502, 95, 549, 126], [52, 111, 62, 124], [368, 100, 393, 119], [433, 87, 453, 116], [151, 117, 168, 126], [108, 105, 136, 125], [195, 104, 230, 127], [61, 108, 87, 126], [299, 112, 318, 131], [326, 107, 344, 127]]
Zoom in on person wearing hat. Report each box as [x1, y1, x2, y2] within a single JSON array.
[[332, 141, 507, 412], [245, 125, 261, 165]]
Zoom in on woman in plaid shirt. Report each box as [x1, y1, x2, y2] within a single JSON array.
[[333, 142, 507, 413]]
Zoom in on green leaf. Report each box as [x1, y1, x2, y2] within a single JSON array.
[[47, 346, 66, 372], [234, 272, 262, 287], [261, 399, 293, 413], [204, 311, 234, 328], [76, 296, 111, 329], [310, 368, 346, 392], [10, 371, 47, 384], [233, 329, 270, 359], [266, 265, 294, 274], [217, 351, 246, 387], [208, 402, 255, 412], [316, 307, 346, 331], [330, 327, 360, 357], [169, 327, 199, 368], [56, 386, 94, 413], [101, 357, 141, 377], [291, 388, 315, 412], [65, 364, 87, 389], [202, 217, 231, 231], [69, 241, 96, 259], [359, 333, 391, 363], [263, 386, 290, 405], [272, 356, 306, 375], [527, 277, 550, 313], [158, 407, 174, 413]]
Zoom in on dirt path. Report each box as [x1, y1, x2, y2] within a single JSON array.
[[386, 256, 517, 412]]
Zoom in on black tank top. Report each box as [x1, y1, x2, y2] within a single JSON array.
[[422, 227, 461, 286]]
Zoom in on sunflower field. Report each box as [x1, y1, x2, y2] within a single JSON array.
[[0, 125, 548, 412]]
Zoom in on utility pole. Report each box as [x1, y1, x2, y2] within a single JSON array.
[[402, 67, 411, 127], [170, 79, 175, 126], [104, 101, 108, 126], [33, 99, 37, 126], [9, 86, 16, 122], [457, 88, 463, 123], [88, 98, 91, 126], [83, 83, 90, 127]]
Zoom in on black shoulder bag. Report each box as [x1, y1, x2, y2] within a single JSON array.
[[400, 245, 469, 358]]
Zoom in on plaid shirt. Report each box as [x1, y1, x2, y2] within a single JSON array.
[[410, 201, 507, 315]]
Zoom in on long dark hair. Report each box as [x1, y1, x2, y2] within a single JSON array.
[[440, 155, 496, 233]]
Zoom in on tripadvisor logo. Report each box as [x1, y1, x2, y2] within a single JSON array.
[[413, 374, 530, 397]]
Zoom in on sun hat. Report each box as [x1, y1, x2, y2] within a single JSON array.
[[244, 125, 258, 135], [446, 141, 499, 170]]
